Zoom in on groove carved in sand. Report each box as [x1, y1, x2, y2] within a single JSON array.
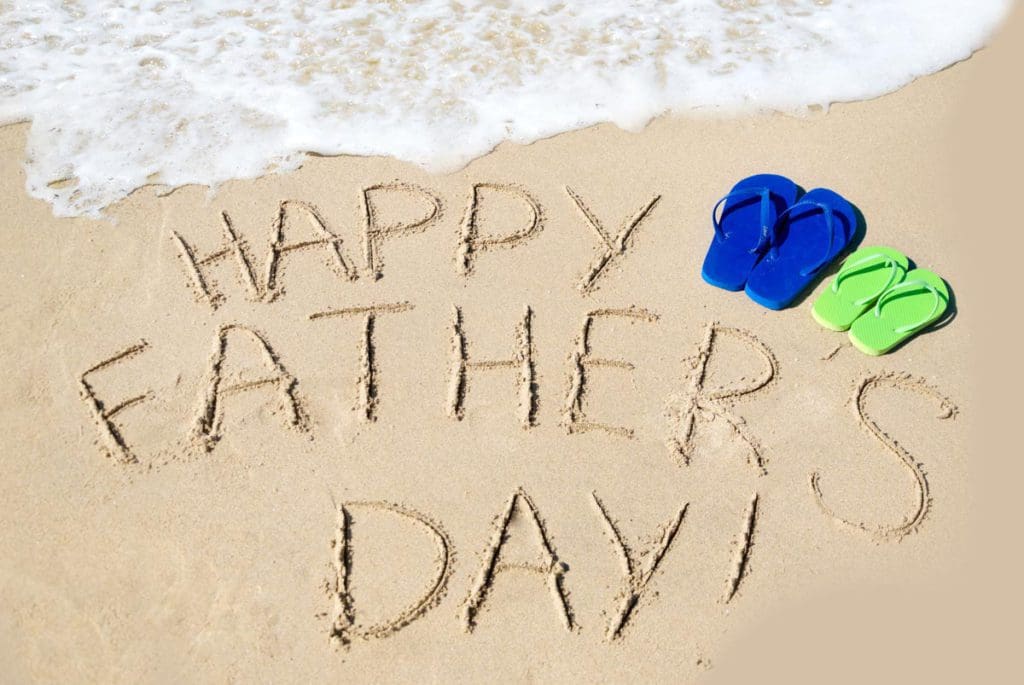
[[309, 302, 415, 422], [665, 322, 777, 473], [447, 305, 537, 427], [362, 182, 443, 280], [591, 492, 688, 641], [563, 306, 659, 438], [722, 492, 759, 604], [330, 501, 453, 647], [457, 183, 542, 276], [78, 340, 152, 464], [171, 211, 262, 309], [809, 372, 958, 542], [192, 324, 309, 451], [263, 200, 358, 301], [462, 489, 575, 633], [566, 186, 661, 295], [820, 343, 846, 361]]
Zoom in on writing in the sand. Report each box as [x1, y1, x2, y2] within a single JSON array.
[[327, 492, 698, 646], [86, 182, 778, 465], [76, 183, 959, 647], [169, 184, 659, 308], [80, 314, 776, 471]]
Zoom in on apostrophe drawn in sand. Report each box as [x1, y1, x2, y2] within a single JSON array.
[[171, 211, 261, 309], [665, 323, 778, 473], [457, 183, 542, 277], [809, 372, 958, 542], [447, 305, 537, 427], [362, 183, 443, 280], [309, 302, 415, 422], [462, 489, 575, 633], [330, 501, 453, 647], [565, 186, 661, 295], [192, 324, 309, 452], [722, 492, 759, 604], [263, 200, 358, 301], [820, 343, 846, 361], [78, 340, 152, 464], [563, 307, 659, 438], [591, 492, 688, 641]]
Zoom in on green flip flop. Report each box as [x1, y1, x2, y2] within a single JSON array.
[[812, 246, 910, 331], [848, 268, 949, 355]]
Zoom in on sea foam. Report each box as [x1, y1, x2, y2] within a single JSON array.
[[0, 1, 1012, 217]]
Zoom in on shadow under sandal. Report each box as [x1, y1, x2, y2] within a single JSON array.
[[744, 188, 856, 310], [848, 269, 950, 356], [701, 174, 800, 291], [811, 246, 909, 331]]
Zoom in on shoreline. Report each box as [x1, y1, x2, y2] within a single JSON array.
[[0, 32, 1004, 224]]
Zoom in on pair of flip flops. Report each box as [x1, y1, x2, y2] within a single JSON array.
[[813, 247, 950, 355], [702, 174, 856, 309]]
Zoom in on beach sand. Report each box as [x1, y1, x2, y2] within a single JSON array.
[[0, 9, 1018, 684]]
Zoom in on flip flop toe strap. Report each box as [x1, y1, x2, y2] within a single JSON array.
[[772, 200, 837, 277], [832, 252, 902, 306], [711, 187, 775, 254], [873, 279, 943, 334]]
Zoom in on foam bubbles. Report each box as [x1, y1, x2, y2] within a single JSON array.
[[0, 1, 1012, 217]]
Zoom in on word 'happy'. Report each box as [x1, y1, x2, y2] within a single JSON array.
[[170, 183, 661, 307]]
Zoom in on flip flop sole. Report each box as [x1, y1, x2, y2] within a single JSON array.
[[702, 174, 799, 291], [811, 246, 910, 331], [848, 268, 949, 355], [811, 305, 849, 332], [744, 188, 856, 310]]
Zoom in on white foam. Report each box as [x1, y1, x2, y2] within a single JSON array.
[[0, 0, 1011, 217]]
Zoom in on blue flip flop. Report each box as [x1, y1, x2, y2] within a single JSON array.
[[702, 174, 801, 291], [744, 188, 857, 310]]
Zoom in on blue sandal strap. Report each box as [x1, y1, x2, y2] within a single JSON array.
[[711, 187, 774, 254], [874, 280, 942, 334], [832, 252, 902, 306], [773, 200, 836, 277]]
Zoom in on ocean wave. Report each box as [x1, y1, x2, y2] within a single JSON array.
[[0, 0, 1012, 217]]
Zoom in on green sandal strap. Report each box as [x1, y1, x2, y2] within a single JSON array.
[[831, 252, 902, 306], [873, 279, 942, 334]]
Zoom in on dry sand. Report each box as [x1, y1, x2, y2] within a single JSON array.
[[1, 10, 1020, 684]]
